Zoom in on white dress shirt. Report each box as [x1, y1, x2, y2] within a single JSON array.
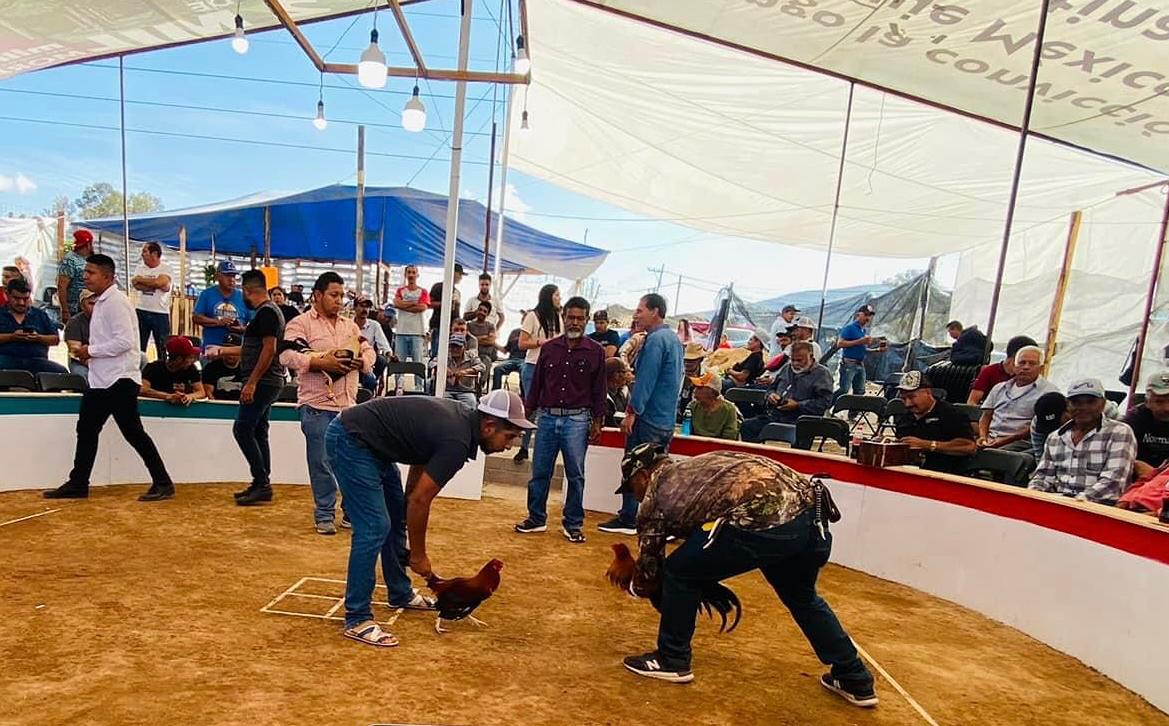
[[87, 284, 143, 388], [360, 317, 392, 355]]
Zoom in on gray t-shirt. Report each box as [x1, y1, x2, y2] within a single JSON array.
[[240, 300, 286, 388], [982, 377, 1060, 439], [339, 396, 480, 486]]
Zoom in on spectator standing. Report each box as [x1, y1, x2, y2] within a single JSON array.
[[833, 305, 875, 402], [200, 334, 243, 401], [131, 242, 173, 363], [493, 323, 525, 391], [893, 371, 977, 474], [770, 303, 800, 338], [599, 293, 683, 534], [44, 254, 174, 501], [784, 317, 823, 362], [515, 296, 606, 542], [287, 283, 306, 309], [977, 345, 1059, 453], [428, 262, 465, 358], [232, 270, 287, 507], [946, 320, 988, 366], [0, 265, 24, 308], [464, 272, 504, 329], [967, 335, 1038, 405], [57, 229, 94, 323], [428, 333, 484, 407], [392, 264, 429, 392], [514, 284, 562, 463], [588, 309, 621, 357], [140, 336, 206, 406], [270, 287, 301, 323], [377, 306, 396, 352], [280, 271, 373, 534], [64, 289, 96, 379], [355, 297, 391, 392], [193, 260, 249, 348], [467, 300, 498, 381], [1029, 378, 1136, 504], [741, 342, 833, 443], [1124, 370, 1169, 479], [687, 372, 740, 440], [0, 278, 67, 374]]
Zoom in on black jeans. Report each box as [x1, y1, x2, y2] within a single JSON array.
[[656, 511, 871, 685], [232, 383, 283, 488], [67, 378, 172, 488], [136, 310, 170, 362]]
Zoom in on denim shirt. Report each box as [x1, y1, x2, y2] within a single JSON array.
[[628, 324, 684, 430]]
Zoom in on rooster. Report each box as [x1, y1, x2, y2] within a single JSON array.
[[607, 543, 741, 633], [425, 559, 503, 634]]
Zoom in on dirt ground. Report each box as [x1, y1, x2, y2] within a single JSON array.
[[0, 483, 1164, 726]]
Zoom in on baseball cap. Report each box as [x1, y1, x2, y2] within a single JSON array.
[[896, 370, 932, 392], [1033, 392, 1068, 436], [356, 297, 374, 308], [73, 229, 94, 246], [683, 341, 705, 361], [454, 263, 465, 274], [1066, 378, 1105, 399], [751, 327, 770, 345], [793, 316, 816, 330], [477, 389, 536, 429], [782, 304, 800, 314], [449, 332, 466, 347], [689, 370, 721, 393], [217, 259, 239, 275], [593, 310, 609, 321], [79, 289, 96, 302], [223, 333, 243, 346], [857, 304, 875, 315], [616, 443, 668, 494], [1147, 370, 1169, 396], [165, 336, 200, 358]]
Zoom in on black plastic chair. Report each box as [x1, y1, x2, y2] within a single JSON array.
[[356, 387, 374, 404], [759, 422, 796, 444], [960, 449, 1035, 486], [385, 361, 428, 395], [0, 370, 37, 392], [832, 394, 887, 435], [37, 372, 87, 393], [724, 387, 767, 406], [1133, 393, 1147, 408], [795, 416, 850, 453], [954, 403, 983, 423], [926, 360, 981, 406], [1104, 390, 1127, 405], [277, 383, 299, 403], [877, 398, 907, 436], [931, 388, 948, 402]]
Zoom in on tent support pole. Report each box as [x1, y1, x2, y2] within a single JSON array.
[[178, 225, 188, 335], [355, 125, 366, 297], [1043, 210, 1082, 374], [435, 0, 474, 398], [376, 201, 387, 303], [815, 81, 854, 331], [118, 54, 131, 291], [482, 119, 497, 273], [1127, 188, 1169, 408], [263, 207, 271, 266], [984, 0, 1053, 344], [491, 84, 515, 303], [904, 257, 938, 373], [501, 272, 521, 300]]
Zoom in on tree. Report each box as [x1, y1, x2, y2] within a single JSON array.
[[73, 182, 164, 220], [882, 269, 923, 287], [42, 195, 75, 217]]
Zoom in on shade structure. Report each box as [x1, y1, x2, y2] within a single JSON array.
[[77, 185, 609, 280]]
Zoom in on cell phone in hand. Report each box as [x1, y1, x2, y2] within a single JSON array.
[[20, 326, 36, 334]]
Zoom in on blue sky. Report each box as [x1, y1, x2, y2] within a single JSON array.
[[0, 2, 954, 316]]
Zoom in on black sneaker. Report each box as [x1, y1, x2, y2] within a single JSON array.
[[514, 518, 547, 534], [622, 651, 693, 684], [562, 526, 586, 543], [235, 486, 273, 506], [820, 674, 878, 708], [232, 487, 250, 500], [597, 517, 636, 535], [138, 484, 175, 502], [43, 484, 88, 499], [512, 448, 529, 464]]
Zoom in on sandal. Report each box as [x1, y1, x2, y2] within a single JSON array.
[[343, 620, 399, 648], [392, 589, 438, 611]]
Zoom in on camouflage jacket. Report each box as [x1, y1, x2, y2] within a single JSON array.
[[634, 451, 817, 591]]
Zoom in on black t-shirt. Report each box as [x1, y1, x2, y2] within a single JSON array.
[[339, 396, 479, 486], [1123, 405, 1169, 468], [201, 358, 242, 401], [240, 302, 286, 386], [142, 360, 201, 394], [428, 282, 461, 330], [277, 304, 301, 323], [732, 350, 765, 384], [894, 399, 975, 474], [589, 329, 621, 351]]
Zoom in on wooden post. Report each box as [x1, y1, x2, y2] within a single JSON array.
[[1127, 188, 1169, 407], [263, 206, 271, 266], [1043, 211, 1083, 372], [55, 210, 66, 262]]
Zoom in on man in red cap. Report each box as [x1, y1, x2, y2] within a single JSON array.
[[140, 336, 206, 406], [58, 229, 95, 323]]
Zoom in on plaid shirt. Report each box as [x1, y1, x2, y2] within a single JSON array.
[[1028, 417, 1137, 504]]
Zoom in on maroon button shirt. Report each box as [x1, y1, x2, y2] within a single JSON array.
[[525, 334, 607, 420]]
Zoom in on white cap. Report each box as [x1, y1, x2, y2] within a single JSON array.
[[476, 389, 537, 429], [1065, 378, 1105, 399], [793, 316, 817, 330]]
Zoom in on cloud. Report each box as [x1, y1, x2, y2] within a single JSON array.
[[503, 183, 529, 223], [0, 173, 37, 194]]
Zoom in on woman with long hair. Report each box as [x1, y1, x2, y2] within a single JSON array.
[[514, 284, 561, 462]]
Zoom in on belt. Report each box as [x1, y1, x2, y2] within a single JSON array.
[[542, 407, 590, 416]]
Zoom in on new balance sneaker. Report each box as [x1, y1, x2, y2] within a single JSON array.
[[561, 526, 586, 543], [820, 674, 879, 708], [622, 651, 693, 684], [597, 517, 636, 535], [514, 518, 547, 534], [137, 484, 175, 502]]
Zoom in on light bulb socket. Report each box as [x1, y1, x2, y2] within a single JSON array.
[[235, 14, 244, 30], [520, 110, 530, 130], [516, 34, 525, 51], [411, 84, 420, 98], [369, 28, 379, 44]]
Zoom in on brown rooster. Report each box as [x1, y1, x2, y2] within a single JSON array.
[[425, 559, 503, 634], [606, 543, 742, 633]]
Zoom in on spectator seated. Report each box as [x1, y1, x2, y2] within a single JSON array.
[[891, 371, 977, 475], [604, 357, 631, 427], [686, 372, 739, 440], [140, 337, 206, 406], [977, 345, 1058, 454], [428, 333, 483, 407], [200, 333, 243, 401], [0, 278, 67, 375], [741, 342, 833, 443]]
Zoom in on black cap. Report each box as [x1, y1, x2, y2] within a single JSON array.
[[454, 263, 465, 274], [1033, 392, 1068, 436], [223, 333, 243, 346], [615, 443, 667, 494], [857, 304, 875, 315], [782, 304, 800, 314]]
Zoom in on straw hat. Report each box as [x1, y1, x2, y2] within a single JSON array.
[[683, 342, 706, 361]]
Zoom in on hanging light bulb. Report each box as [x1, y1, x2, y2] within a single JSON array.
[[402, 85, 427, 133], [514, 35, 531, 75], [520, 110, 530, 131], [357, 28, 387, 89], [313, 100, 327, 131], [231, 14, 249, 54]]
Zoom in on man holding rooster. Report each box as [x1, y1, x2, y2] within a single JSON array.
[[608, 444, 878, 708]]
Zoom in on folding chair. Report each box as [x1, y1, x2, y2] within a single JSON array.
[[759, 422, 796, 444], [0, 370, 37, 392], [954, 403, 983, 423], [277, 383, 299, 403], [832, 394, 887, 436], [1133, 393, 1147, 408], [724, 387, 767, 406], [931, 388, 948, 401], [795, 416, 850, 453], [356, 387, 374, 404], [36, 372, 87, 393], [1104, 390, 1127, 405], [960, 449, 1035, 486], [385, 361, 427, 395], [876, 398, 907, 437]]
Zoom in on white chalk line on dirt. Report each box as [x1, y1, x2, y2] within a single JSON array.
[[853, 638, 940, 726], [0, 508, 61, 529]]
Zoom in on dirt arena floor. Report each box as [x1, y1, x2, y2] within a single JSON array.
[[1, 482, 1165, 726]]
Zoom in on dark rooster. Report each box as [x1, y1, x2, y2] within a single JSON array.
[[607, 543, 741, 633], [425, 559, 503, 634]]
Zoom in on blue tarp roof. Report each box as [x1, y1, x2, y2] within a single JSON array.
[[79, 185, 608, 280]]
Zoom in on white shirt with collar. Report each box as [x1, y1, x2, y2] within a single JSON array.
[[87, 284, 142, 388], [359, 317, 391, 355]]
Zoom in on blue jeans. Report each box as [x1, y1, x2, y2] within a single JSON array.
[[519, 362, 537, 452], [68, 360, 89, 381], [392, 334, 425, 392], [136, 310, 170, 361], [618, 418, 675, 525], [232, 383, 282, 488], [0, 355, 67, 375], [446, 390, 477, 408], [493, 357, 524, 391], [300, 406, 342, 524], [833, 359, 866, 402], [324, 418, 415, 627], [656, 510, 871, 687], [527, 410, 590, 530]]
